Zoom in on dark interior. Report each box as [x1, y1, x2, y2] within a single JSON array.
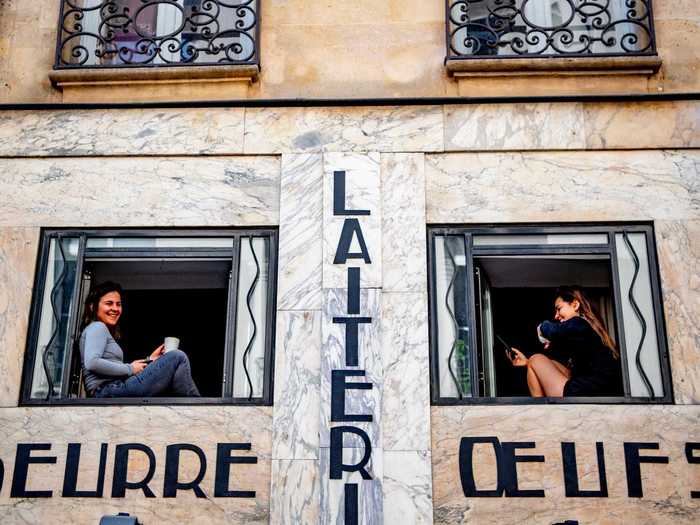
[[79, 258, 230, 397]]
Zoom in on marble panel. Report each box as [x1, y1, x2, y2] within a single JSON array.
[[323, 152, 382, 289], [319, 447, 384, 525], [0, 156, 280, 227], [384, 450, 433, 525], [431, 405, 700, 525], [0, 108, 246, 156], [425, 150, 700, 223], [444, 103, 586, 151], [583, 101, 700, 150], [0, 406, 272, 524], [381, 153, 427, 293], [655, 220, 700, 404], [0, 228, 39, 407], [320, 289, 382, 449], [244, 106, 443, 154], [272, 310, 321, 460], [270, 459, 320, 524], [277, 153, 323, 310], [381, 292, 431, 451]]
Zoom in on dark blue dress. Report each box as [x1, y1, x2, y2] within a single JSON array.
[[539, 316, 622, 396]]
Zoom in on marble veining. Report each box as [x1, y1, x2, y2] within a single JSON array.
[[444, 103, 586, 151], [384, 450, 433, 525], [320, 289, 382, 449], [0, 228, 39, 407], [0, 109, 246, 157], [0, 157, 281, 227], [272, 311, 322, 460], [270, 459, 320, 524], [244, 106, 444, 154], [381, 292, 431, 451], [425, 150, 700, 223], [277, 153, 324, 310], [380, 153, 427, 293], [323, 152, 382, 289], [319, 447, 384, 525], [431, 405, 700, 525]]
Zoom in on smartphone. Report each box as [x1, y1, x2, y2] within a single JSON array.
[[143, 359, 153, 364], [495, 334, 515, 359]]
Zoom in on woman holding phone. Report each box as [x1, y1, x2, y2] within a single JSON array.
[[79, 281, 200, 398], [506, 286, 622, 397]]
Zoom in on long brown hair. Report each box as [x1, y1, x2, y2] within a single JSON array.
[[555, 285, 619, 359], [81, 281, 124, 340]]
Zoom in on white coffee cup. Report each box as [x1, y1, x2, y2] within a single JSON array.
[[164, 337, 180, 353]]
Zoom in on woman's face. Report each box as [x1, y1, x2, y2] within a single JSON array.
[[96, 291, 122, 328], [554, 297, 579, 322]]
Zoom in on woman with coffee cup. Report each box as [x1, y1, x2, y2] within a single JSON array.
[[505, 285, 622, 397], [79, 281, 200, 398]]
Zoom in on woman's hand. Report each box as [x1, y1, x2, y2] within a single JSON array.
[[506, 347, 529, 367], [130, 360, 148, 375], [149, 344, 165, 361]]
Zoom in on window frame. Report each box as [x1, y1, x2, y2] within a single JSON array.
[[427, 222, 673, 406], [20, 227, 278, 407]]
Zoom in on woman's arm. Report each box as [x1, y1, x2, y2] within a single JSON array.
[[539, 317, 590, 343], [83, 323, 133, 377]]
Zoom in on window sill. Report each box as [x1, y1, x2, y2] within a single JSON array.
[[49, 64, 259, 103]]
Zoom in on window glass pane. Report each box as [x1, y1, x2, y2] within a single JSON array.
[[434, 235, 472, 398], [233, 237, 269, 399], [86, 237, 233, 249], [30, 237, 80, 399], [615, 233, 664, 398], [473, 234, 609, 246]]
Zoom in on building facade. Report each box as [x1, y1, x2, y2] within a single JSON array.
[[0, 1, 698, 523]]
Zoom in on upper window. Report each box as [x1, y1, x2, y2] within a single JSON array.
[[446, 0, 656, 59], [55, 0, 259, 69], [428, 224, 672, 404], [21, 229, 277, 405]]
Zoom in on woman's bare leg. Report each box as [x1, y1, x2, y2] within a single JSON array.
[[526, 354, 571, 397]]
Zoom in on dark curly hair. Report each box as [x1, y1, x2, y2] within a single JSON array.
[[81, 281, 124, 339]]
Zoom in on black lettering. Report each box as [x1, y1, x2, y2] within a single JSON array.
[[214, 443, 257, 498], [347, 267, 361, 315], [111, 443, 157, 498], [333, 171, 370, 216], [0, 457, 4, 494], [624, 442, 669, 498], [561, 442, 608, 497], [501, 442, 545, 497], [685, 443, 700, 498], [62, 443, 108, 497], [164, 444, 207, 498], [345, 483, 359, 525], [331, 370, 373, 422], [459, 436, 505, 497], [332, 317, 372, 366], [330, 426, 372, 480], [11, 444, 57, 498], [333, 219, 371, 264]]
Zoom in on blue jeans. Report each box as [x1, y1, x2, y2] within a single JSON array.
[[94, 350, 201, 398]]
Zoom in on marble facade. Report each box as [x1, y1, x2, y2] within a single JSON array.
[[0, 100, 697, 523]]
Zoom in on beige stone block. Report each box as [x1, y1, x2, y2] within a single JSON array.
[[425, 150, 700, 223], [0, 108, 246, 156], [0, 156, 280, 227], [655, 220, 700, 404], [583, 101, 700, 149], [431, 405, 700, 524], [0, 227, 39, 407], [653, 18, 700, 93], [445, 103, 586, 151], [0, 406, 272, 524], [244, 106, 444, 154]]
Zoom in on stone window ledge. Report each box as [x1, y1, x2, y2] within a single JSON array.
[[49, 64, 259, 103], [446, 55, 662, 77]]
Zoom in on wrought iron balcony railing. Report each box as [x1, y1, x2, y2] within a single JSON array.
[[446, 0, 656, 60], [55, 0, 259, 69]]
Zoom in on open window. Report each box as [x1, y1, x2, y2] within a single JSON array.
[[428, 224, 672, 404], [21, 229, 277, 405]]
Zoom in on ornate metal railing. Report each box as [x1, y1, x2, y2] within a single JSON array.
[[55, 0, 259, 69], [446, 0, 656, 60]]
